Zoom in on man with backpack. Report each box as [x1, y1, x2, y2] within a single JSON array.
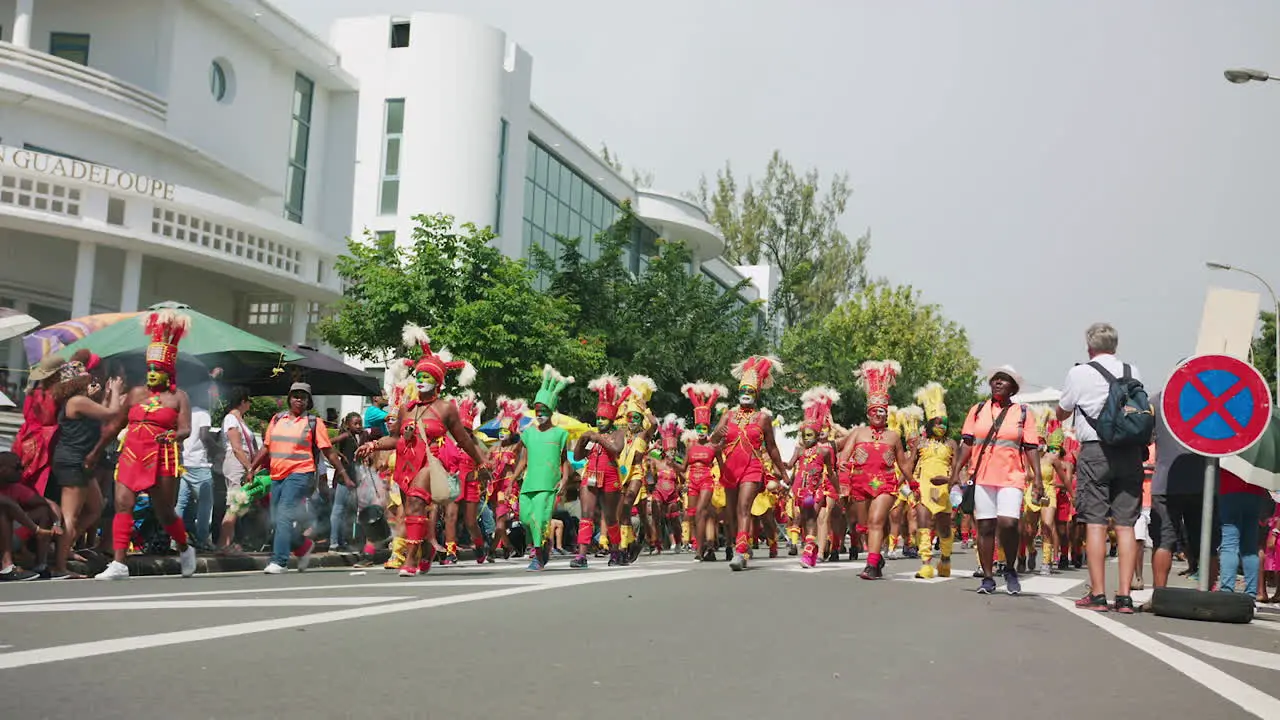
[[247, 383, 354, 574], [1056, 323, 1155, 614]]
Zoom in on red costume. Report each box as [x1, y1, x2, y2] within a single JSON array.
[[849, 360, 902, 501], [15, 387, 58, 495], [452, 391, 485, 503]]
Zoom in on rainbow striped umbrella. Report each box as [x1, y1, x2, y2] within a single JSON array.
[[23, 312, 142, 366]]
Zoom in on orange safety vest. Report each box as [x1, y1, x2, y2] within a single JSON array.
[[266, 412, 320, 480]]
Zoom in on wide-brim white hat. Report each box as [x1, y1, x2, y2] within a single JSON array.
[[987, 365, 1024, 394]]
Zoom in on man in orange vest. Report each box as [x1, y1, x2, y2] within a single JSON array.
[[247, 382, 353, 574]]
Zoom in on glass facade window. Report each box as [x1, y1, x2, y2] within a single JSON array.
[[379, 99, 405, 216], [284, 74, 314, 223], [390, 21, 411, 48], [522, 138, 626, 268], [494, 118, 508, 233], [49, 32, 90, 65]]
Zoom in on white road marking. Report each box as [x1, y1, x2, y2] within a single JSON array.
[[0, 597, 414, 613], [1046, 596, 1280, 718], [1162, 634, 1280, 672], [0, 568, 686, 670], [1001, 576, 1083, 596]]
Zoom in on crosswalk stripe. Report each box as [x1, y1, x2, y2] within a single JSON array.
[[1162, 634, 1280, 672]]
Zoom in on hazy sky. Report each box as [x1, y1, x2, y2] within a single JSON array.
[[278, 0, 1280, 393]]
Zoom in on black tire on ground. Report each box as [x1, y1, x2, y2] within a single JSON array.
[[1150, 587, 1255, 624]]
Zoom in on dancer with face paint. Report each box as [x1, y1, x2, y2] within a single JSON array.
[[97, 310, 196, 580], [486, 396, 528, 560], [839, 360, 915, 580], [519, 366, 574, 571], [356, 324, 488, 577], [1021, 411, 1067, 577], [911, 383, 958, 579], [715, 355, 791, 571], [888, 405, 925, 559], [442, 391, 486, 565], [790, 387, 840, 568], [680, 382, 727, 561], [647, 415, 685, 554], [572, 375, 628, 567], [617, 375, 658, 562]]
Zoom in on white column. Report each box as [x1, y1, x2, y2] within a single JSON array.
[[12, 0, 33, 48], [7, 299, 29, 378], [71, 241, 96, 319], [290, 296, 309, 345], [120, 250, 142, 312]]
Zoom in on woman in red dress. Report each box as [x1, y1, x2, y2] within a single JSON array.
[[96, 310, 196, 581], [646, 414, 685, 554], [15, 354, 64, 497], [442, 390, 487, 565], [790, 387, 840, 568], [714, 355, 791, 571], [487, 396, 528, 560], [680, 382, 726, 561], [357, 325, 488, 577]]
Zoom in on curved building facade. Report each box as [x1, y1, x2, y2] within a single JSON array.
[[0, 0, 357, 396]]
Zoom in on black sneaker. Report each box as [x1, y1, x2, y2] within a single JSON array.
[[0, 566, 39, 581], [1057, 554, 1069, 571], [1112, 595, 1135, 614], [1075, 593, 1109, 612], [976, 576, 997, 594]]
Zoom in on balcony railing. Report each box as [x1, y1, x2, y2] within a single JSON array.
[[0, 41, 167, 121]]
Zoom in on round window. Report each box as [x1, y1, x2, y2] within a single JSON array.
[[210, 60, 229, 102]]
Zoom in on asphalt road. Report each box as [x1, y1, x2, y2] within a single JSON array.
[[2, 548, 1279, 719]]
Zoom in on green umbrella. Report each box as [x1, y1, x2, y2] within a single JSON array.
[[55, 301, 302, 384], [1221, 409, 1280, 492]]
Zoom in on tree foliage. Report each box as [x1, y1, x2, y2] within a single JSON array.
[[318, 214, 604, 403], [686, 151, 872, 330], [1251, 310, 1277, 399], [531, 206, 765, 416], [598, 142, 655, 189], [779, 283, 981, 431]]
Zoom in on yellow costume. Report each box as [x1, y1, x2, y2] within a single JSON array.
[[1023, 409, 1057, 513], [618, 375, 656, 551], [912, 382, 955, 579]]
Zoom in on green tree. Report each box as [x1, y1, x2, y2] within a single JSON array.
[[318, 214, 604, 404], [598, 142, 655, 189], [1250, 310, 1277, 399], [779, 283, 981, 430], [531, 207, 765, 417], [686, 151, 872, 330]]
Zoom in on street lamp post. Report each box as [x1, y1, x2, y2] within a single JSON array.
[[1224, 68, 1279, 84], [1206, 261, 1280, 393]]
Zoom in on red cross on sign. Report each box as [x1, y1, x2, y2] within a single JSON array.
[[1160, 354, 1272, 457]]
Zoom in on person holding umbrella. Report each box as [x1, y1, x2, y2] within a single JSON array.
[[96, 310, 198, 581]]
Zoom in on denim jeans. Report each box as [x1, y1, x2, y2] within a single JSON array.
[[1218, 492, 1265, 595], [312, 483, 353, 548], [270, 472, 315, 567], [176, 466, 214, 548]]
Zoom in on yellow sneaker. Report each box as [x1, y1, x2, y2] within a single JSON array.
[[915, 564, 936, 579]]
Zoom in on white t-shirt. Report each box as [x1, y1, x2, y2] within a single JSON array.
[[182, 407, 213, 468], [221, 412, 257, 467], [1058, 353, 1142, 443]]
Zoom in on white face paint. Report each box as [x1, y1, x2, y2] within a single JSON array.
[[416, 378, 437, 397], [738, 394, 756, 407]]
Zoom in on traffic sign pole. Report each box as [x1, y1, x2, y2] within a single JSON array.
[[1199, 458, 1217, 593]]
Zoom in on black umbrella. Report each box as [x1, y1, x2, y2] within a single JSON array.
[[245, 344, 381, 397]]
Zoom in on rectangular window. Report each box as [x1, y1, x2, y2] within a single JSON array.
[[494, 118, 509, 233], [284, 73, 314, 223], [49, 32, 90, 66], [390, 21, 411, 48], [379, 99, 405, 216], [375, 230, 396, 243]]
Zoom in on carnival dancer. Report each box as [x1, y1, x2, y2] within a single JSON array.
[[518, 366, 573, 571], [715, 355, 791, 571], [572, 374, 628, 567], [356, 325, 489, 577], [486, 396, 528, 560], [443, 391, 487, 564], [1025, 420, 1069, 576], [15, 354, 64, 498], [616, 376, 658, 562], [376, 362, 413, 569], [647, 414, 684, 554], [680, 382, 727, 561], [96, 311, 198, 580], [790, 388, 840, 568], [888, 405, 924, 559], [840, 360, 915, 580], [912, 383, 957, 579], [950, 366, 1043, 595]]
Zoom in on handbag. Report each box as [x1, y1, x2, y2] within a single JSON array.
[[960, 402, 1013, 514]]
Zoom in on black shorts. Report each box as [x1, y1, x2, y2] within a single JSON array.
[[51, 463, 92, 489], [1149, 493, 1220, 556], [1073, 442, 1143, 526]]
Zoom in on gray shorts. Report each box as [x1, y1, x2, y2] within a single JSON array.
[[1073, 441, 1143, 526]]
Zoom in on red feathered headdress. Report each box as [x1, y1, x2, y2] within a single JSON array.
[[452, 390, 485, 430], [143, 309, 191, 390], [681, 381, 728, 427], [588, 374, 624, 420], [401, 323, 475, 388]]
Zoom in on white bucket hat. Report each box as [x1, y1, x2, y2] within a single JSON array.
[[987, 365, 1024, 395]]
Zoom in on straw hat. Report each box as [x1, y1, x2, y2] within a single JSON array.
[[28, 353, 65, 385]]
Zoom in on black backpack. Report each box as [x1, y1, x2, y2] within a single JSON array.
[[1075, 362, 1155, 447]]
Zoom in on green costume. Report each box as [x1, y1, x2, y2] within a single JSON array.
[[521, 365, 574, 552]]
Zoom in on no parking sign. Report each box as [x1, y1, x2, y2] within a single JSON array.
[[1160, 354, 1272, 458]]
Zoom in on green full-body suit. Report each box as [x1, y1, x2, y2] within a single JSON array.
[[520, 365, 574, 550]]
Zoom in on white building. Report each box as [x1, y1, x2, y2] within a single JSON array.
[[327, 12, 764, 324], [0, 0, 358, 396]]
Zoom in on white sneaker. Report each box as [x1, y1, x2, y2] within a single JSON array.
[[263, 563, 286, 574], [887, 548, 904, 560], [95, 561, 130, 581], [179, 546, 197, 578], [296, 539, 314, 572]]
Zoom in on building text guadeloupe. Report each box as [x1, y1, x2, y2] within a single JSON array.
[[0, 146, 176, 201]]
